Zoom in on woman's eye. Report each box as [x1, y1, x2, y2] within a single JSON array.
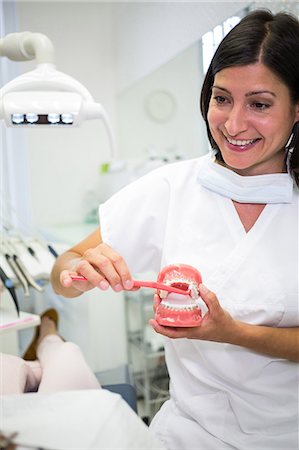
[[251, 102, 271, 111], [213, 95, 228, 105]]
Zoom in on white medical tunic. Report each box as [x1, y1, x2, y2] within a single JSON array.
[[99, 154, 299, 450]]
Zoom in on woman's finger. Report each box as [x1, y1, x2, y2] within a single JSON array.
[[60, 269, 99, 292], [80, 244, 133, 291], [60, 270, 74, 287], [100, 244, 133, 289], [199, 284, 221, 314]]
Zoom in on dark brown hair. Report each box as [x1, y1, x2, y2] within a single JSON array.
[[200, 9, 299, 186]]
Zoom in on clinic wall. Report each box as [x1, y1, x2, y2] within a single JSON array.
[[115, 1, 251, 91], [117, 42, 207, 163], [16, 1, 118, 228]]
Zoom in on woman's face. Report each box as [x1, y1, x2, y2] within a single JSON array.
[[207, 63, 299, 176]]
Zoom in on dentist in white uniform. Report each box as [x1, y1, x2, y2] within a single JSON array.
[[52, 10, 299, 450]]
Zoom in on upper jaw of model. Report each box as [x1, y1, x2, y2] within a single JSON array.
[[155, 264, 203, 327], [158, 277, 200, 305]]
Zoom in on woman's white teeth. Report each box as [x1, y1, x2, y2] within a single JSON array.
[[227, 137, 256, 146]]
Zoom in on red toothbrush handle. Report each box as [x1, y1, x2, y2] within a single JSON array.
[[70, 276, 189, 295], [133, 280, 190, 295], [70, 275, 87, 281]]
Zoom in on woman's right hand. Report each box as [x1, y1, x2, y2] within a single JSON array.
[[50, 229, 134, 297], [60, 242, 134, 292]]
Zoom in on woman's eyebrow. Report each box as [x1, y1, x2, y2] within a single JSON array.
[[245, 90, 276, 97], [212, 85, 276, 98], [211, 85, 230, 93]]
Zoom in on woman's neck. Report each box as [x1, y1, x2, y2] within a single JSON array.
[[233, 201, 266, 232]]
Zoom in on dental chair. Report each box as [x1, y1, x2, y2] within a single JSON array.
[[95, 367, 137, 413], [103, 383, 137, 412]]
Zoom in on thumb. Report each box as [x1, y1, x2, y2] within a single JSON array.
[[60, 270, 74, 287], [199, 283, 220, 313]]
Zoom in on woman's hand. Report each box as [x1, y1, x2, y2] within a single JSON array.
[[51, 229, 134, 297], [60, 243, 134, 292], [150, 285, 299, 361], [149, 284, 237, 343]]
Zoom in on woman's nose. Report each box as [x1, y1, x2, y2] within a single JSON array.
[[224, 105, 248, 137]]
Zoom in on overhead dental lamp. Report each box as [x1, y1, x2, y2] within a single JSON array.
[[0, 31, 116, 157]]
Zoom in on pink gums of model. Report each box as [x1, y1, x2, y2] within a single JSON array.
[[155, 264, 202, 327]]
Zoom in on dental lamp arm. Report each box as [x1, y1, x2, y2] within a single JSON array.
[[0, 31, 55, 64]]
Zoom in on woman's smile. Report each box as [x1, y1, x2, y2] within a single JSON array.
[[223, 133, 261, 152]]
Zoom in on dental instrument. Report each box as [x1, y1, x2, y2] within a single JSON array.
[[0, 203, 59, 261], [12, 254, 44, 293], [70, 275, 191, 296], [18, 235, 40, 262], [47, 244, 58, 258], [0, 266, 20, 316], [3, 240, 44, 293], [2, 250, 30, 297]]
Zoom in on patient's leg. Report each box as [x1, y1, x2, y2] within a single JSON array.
[[0, 353, 41, 394], [36, 316, 101, 393]]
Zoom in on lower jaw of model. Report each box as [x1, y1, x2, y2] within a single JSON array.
[[155, 265, 202, 327]]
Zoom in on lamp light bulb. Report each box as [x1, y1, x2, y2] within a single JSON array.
[[61, 113, 74, 124], [26, 113, 38, 123], [11, 113, 25, 124], [47, 113, 60, 124]]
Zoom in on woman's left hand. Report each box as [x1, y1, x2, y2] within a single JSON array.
[[149, 284, 237, 343], [150, 284, 299, 362]]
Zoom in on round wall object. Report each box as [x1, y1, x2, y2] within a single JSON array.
[[145, 90, 176, 122]]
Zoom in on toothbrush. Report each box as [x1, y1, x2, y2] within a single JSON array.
[[70, 275, 190, 295]]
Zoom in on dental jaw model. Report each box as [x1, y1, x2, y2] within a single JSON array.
[[155, 264, 202, 327]]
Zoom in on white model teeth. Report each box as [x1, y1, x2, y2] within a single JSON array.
[[227, 137, 255, 146], [161, 304, 199, 311]]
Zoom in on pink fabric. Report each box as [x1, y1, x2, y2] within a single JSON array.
[[1, 336, 101, 395], [0, 353, 39, 394]]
